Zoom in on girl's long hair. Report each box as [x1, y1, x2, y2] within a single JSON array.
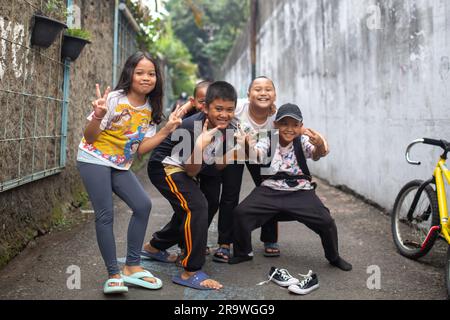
[[114, 51, 164, 125]]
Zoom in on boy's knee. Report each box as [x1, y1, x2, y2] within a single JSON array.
[[191, 197, 208, 212], [186, 198, 209, 227], [320, 213, 336, 229]]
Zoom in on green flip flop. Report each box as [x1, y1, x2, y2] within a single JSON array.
[[103, 278, 128, 295], [121, 270, 163, 290]]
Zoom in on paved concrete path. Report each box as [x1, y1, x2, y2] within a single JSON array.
[[0, 166, 447, 300]]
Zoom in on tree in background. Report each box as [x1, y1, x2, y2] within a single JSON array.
[[124, 0, 248, 100], [125, 0, 198, 104], [166, 0, 250, 80], [154, 20, 198, 96]]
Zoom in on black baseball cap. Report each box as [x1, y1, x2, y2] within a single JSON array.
[[275, 103, 303, 122]]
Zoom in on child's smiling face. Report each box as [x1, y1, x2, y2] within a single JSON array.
[[193, 86, 208, 112], [204, 98, 236, 130], [132, 58, 157, 95], [248, 78, 276, 110], [274, 117, 303, 146]]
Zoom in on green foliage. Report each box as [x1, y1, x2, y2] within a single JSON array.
[[71, 188, 90, 210], [155, 20, 197, 97], [42, 0, 67, 20], [166, 0, 250, 79], [125, 0, 165, 52], [66, 28, 91, 41], [125, 1, 197, 101]]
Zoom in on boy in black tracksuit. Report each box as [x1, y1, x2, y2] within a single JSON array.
[[229, 103, 352, 271], [143, 81, 239, 290], [170, 80, 239, 255]]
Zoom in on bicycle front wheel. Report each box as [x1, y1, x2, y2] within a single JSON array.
[[391, 180, 440, 260]]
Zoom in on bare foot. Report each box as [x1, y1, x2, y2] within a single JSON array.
[[143, 243, 178, 262], [182, 271, 223, 290], [122, 265, 157, 284]]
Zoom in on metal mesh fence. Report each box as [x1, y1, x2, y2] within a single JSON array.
[[0, 0, 68, 192], [114, 8, 138, 86]]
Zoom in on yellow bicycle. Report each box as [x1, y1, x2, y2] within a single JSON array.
[[391, 138, 450, 298]]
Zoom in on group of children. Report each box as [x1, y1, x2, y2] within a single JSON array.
[[77, 51, 352, 294]]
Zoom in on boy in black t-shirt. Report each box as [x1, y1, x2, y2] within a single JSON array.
[[142, 81, 239, 290]]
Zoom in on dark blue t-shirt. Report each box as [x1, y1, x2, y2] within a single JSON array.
[[149, 113, 233, 176]]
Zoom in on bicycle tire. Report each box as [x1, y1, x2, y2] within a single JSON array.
[[391, 180, 440, 260], [446, 245, 450, 300]]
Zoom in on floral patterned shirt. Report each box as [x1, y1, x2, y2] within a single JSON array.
[[257, 135, 315, 191], [77, 90, 156, 170]]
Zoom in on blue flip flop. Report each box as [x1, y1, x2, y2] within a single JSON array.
[[212, 247, 230, 263], [141, 249, 176, 263], [172, 271, 216, 290], [121, 270, 163, 290]]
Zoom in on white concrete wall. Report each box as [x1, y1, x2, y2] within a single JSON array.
[[220, 23, 253, 98], [223, 48, 252, 98], [222, 0, 450, 210]]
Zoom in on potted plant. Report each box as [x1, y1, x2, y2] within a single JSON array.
[[61, 28, 92, 61], [31, 0, 68, 48]]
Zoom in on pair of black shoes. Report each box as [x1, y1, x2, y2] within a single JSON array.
[[259, 267, 319, 295]]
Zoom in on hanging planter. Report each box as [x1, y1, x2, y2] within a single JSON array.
[[30, 14, 67, 48], [61, 29, 91, 61]]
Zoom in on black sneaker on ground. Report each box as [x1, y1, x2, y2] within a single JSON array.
[[288, 270, 319, 295], [258, 267, 299, 287]]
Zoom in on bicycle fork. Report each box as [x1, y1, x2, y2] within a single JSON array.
[[406, 177, 441, 250]]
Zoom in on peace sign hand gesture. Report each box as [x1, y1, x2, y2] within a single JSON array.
[[303, 128, 324, 147], [164, 104, 184, 133], [234, 123, 249, 151], [303, 128, 329, 160], [196, 119, 220, 150], [92, 84, 111, 119]]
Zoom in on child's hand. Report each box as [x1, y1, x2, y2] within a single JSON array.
[[246, 134, 257, 149], [178, 100, 194, 118], [234, 124, 248, 150], [196, 119, 219, 149], [232, 124, 253, 162], [303, 128, 324, 147], [305, 128, 329, 160], [165, 105, 184, 133], [92, 84, 111, 119]]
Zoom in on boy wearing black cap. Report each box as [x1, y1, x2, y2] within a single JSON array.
[[228, 103, 352, 272]]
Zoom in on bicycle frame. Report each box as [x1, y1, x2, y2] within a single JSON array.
[[405, 138, 450, 247], [435, 158, 450, 243]]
